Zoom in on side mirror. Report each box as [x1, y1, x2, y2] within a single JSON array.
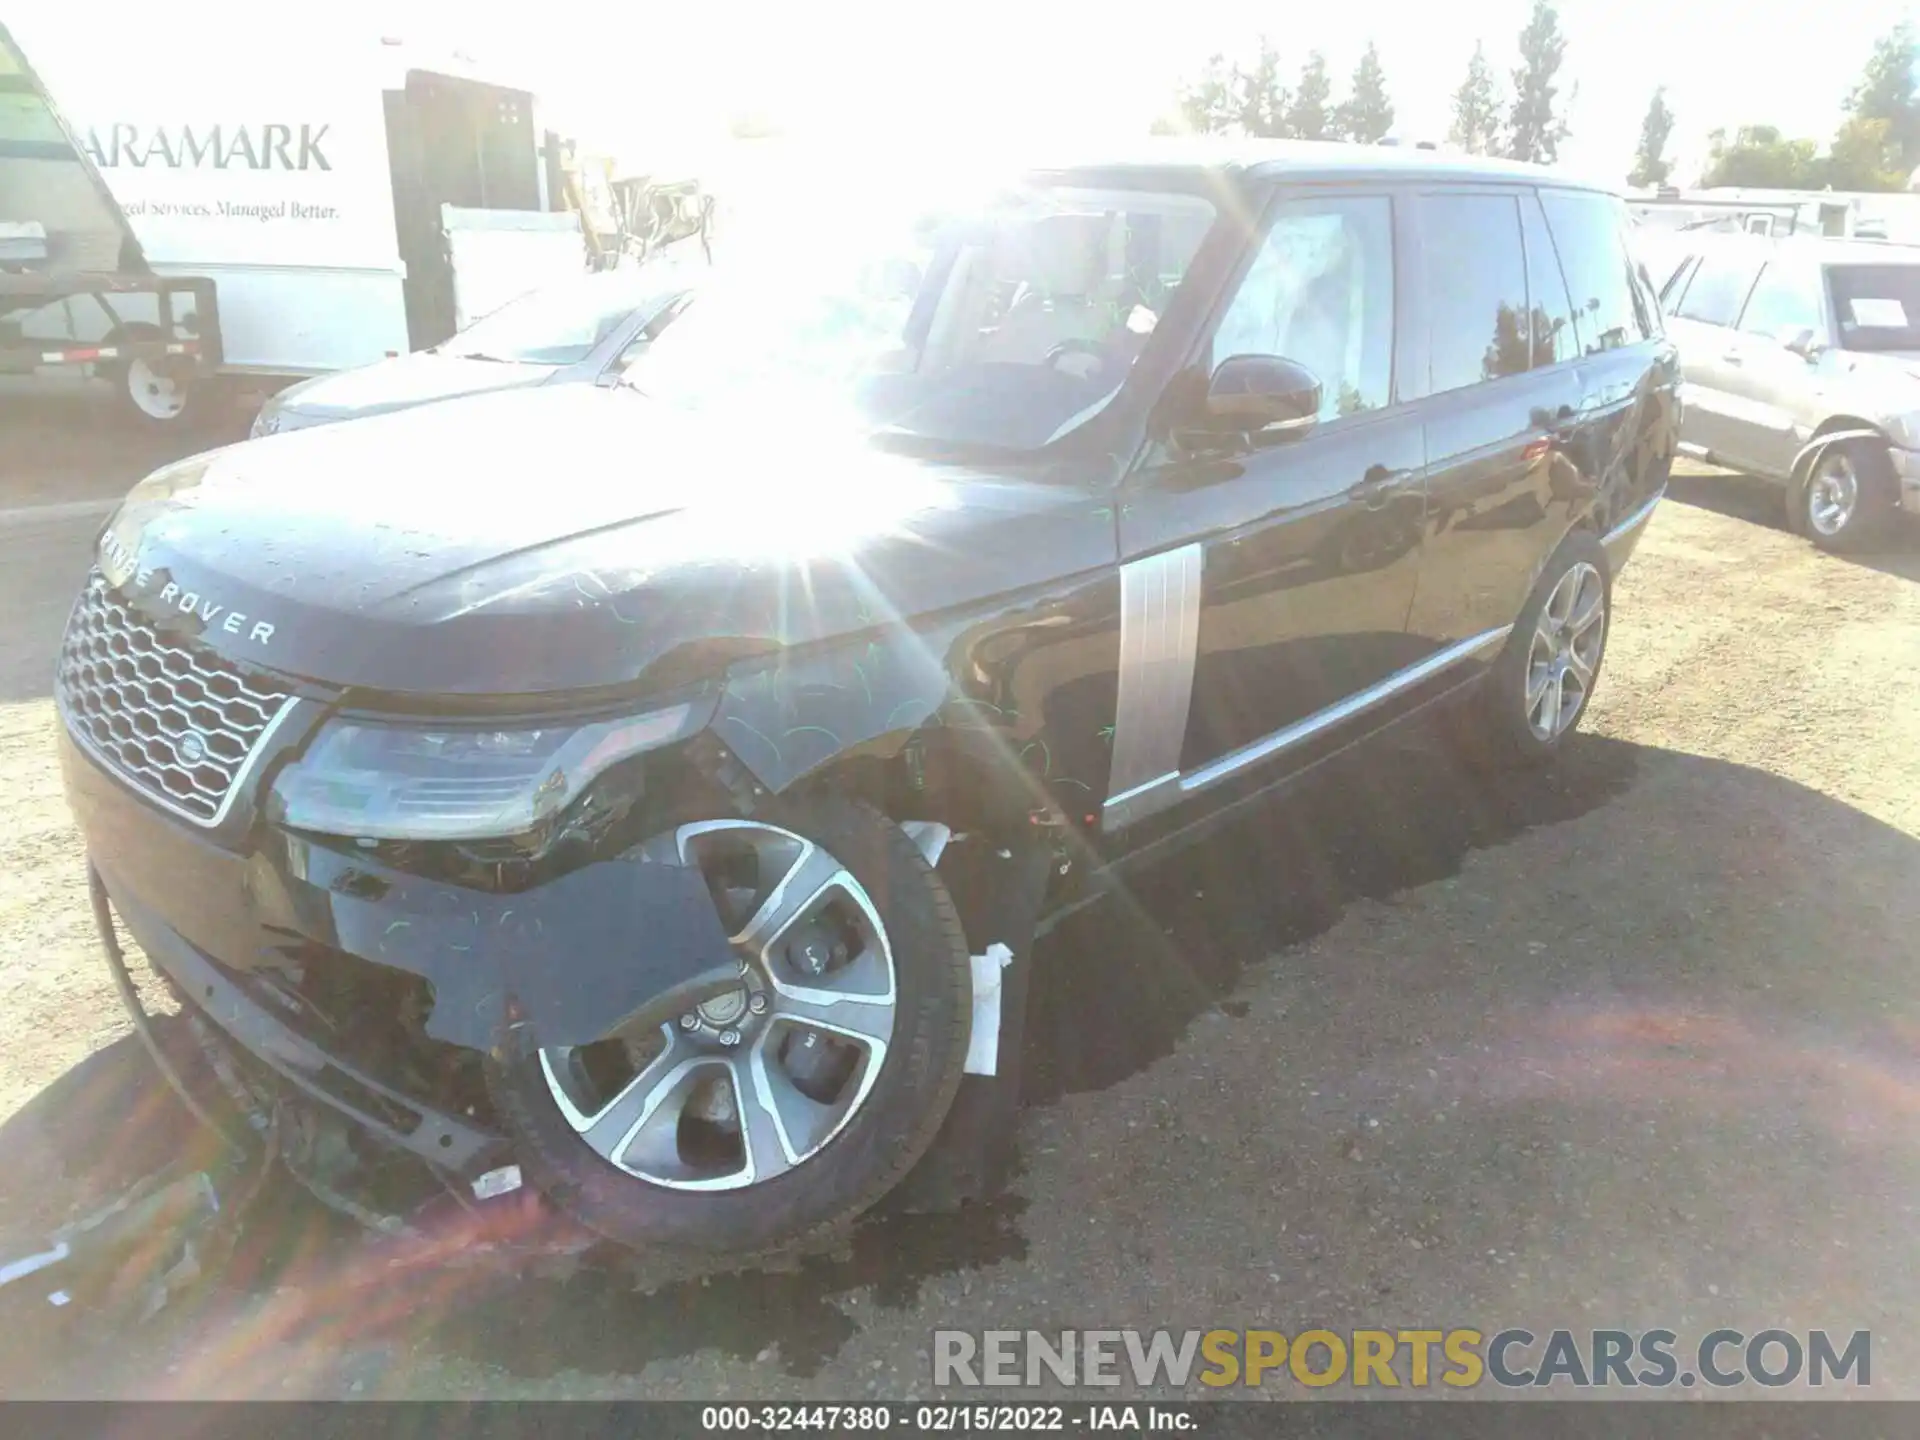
[[1780, 326, 1825, 360], [1204, 355, 1323, 435]]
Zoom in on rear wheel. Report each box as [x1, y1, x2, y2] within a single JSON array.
[[1796, 439, 1894, 553], [1469, 529, 1611, 767], [485, 794, 972, 1258]]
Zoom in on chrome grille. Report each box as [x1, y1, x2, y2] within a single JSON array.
[[57, 572, 294, 824]]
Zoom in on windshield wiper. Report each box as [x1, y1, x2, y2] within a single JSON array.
[[446, 351, 517, 364]]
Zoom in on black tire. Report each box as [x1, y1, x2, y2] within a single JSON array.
[[1468, 528, 1612, 768], [485, 793, 973, 1259], [1794, 436, 1896, 554], [106, 323, 199, 429]]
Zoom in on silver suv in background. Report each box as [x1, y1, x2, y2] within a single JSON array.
[[1661, 235, 1920, 550]]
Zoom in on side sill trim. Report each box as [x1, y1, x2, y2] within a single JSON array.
[[1101, 623, 1513, 832]]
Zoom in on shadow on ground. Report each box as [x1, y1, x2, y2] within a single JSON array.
[[1668, 467, 1920, 580], [3, 727, 1917, 1394]]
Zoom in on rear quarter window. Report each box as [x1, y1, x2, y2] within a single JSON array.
[[1669, 251, 1763, 328], [1539, 190, 1651, 351]]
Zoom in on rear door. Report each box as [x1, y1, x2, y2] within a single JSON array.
[[1663, 246, 1766, 462], [1537, 188, 1678, 530], [1404, 187, 1584, 658]]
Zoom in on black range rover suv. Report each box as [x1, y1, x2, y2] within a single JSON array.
[[59, 143, 1678, 1263]]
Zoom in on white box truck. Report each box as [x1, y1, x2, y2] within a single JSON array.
[[3, 16, 584, 426]]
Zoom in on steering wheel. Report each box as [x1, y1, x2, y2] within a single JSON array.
[[1044, 339, 1109, 375]]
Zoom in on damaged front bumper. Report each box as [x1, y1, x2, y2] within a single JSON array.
[[62, 725, 746, 1181]]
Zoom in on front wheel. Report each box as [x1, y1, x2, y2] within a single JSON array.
[[485, 794, 973, 1259], [1470, 529, 1612, 767], [1795, 439, 1895, 553]]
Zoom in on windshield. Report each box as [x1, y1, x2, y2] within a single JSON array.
[[621, 183, 1218, 452], [443, 264, 685, 366], [1826, 264, 1920, 353]]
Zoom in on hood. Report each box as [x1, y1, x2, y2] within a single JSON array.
[[96, 384, 1117, 698], [1826, 350, 1920, 439], [1843, 349, 1920, 380], [273, 352, 560, 423]]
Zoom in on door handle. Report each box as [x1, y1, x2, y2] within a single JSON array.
[[1721, 350, 1745, 366], [1348, 465, 1412, 510]]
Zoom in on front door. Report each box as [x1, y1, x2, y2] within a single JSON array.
[[1711, 258, 1827, 478], [1106, 190, 1426, 831], [1663, 247, 1766, 465]]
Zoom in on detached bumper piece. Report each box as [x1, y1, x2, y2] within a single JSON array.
[[93, 871, 505, 1177]]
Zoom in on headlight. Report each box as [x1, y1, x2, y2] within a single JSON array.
[[265, 695, 715, 841]]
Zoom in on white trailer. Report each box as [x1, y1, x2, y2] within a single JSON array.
[[5, 16, 586, 421]]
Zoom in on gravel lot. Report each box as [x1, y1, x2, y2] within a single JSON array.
[[2, 399, 1918, 1399]]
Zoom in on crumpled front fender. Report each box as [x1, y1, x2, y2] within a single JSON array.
[[708, 626, 960, 794]]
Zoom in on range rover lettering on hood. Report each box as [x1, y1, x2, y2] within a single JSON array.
[[99, 531, 276, 648]]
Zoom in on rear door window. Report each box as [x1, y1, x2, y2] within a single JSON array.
[[1519, 194, 1578, 366], [1419, 192, 1530, 394], [1670, 252, 1764, 328], [1538, 189, 1649, 352]]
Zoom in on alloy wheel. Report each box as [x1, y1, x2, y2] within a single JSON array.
[[1525, 561, 1606, 742], [1806, 453, 1859, 538], [538, 820, 897, 1191]]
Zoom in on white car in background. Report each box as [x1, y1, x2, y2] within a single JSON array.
[[252, 260, 696, 437], [1659, 233, 1920, 550]]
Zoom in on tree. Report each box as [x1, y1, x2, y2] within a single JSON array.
[[1825, 115, 1908, 191], [1842, 21, 1919, 176], [1178, 53, 1238, 135], [1234, 36, 1290, 138], [1698, 126, 1823, 188], [1507, 0, 1572, 164], [1336, 42, 1396, 143], [1628, 87, 1675, 187], [1448, 42, 1502, 155], [1285, 52, 1335, 141], [1173, 40, 1291, 136]]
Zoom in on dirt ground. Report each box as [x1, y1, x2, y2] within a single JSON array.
[[2, 400, 1918, 1399]]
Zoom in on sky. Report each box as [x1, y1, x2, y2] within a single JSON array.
[[371, 1, 1915, 185]]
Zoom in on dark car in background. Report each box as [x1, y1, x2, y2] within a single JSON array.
[[60, 143, 1677, 1267], [249, 254, 698, 437]]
